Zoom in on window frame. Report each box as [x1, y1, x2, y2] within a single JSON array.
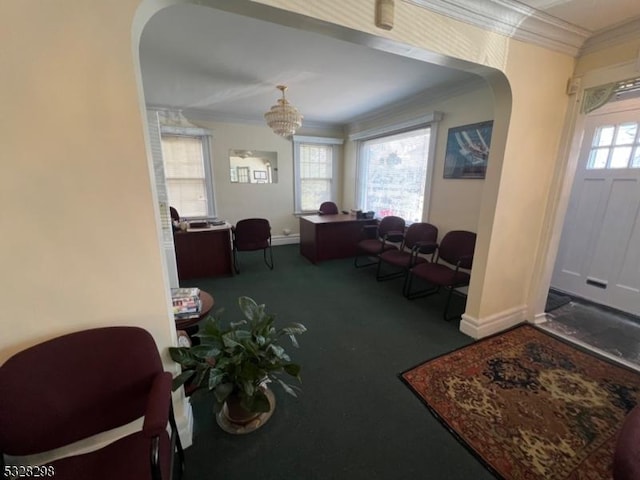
[[293, 135, 344, 214], [160, 125, 216, 220], [351, 112, 441, 222], [587, 121, 640, 170]]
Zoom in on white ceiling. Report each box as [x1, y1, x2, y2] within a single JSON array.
[[139, 1, 640, 129]]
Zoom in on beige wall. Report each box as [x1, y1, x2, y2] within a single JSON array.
[[1, 0, 602, 457], [342, 83, 494, 237], [0, 0, 577, 355], [191, 120, 299, 236], [187, 82, 493, 241], [177, 117, 345, 237], [251, 0, 576, 337], [0, 0, 196, 454], [0, 0, 176, 357]]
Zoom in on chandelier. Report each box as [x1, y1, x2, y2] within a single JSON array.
[[264, 85, 303, 137]]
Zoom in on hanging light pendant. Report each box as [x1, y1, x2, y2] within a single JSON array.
[[264, 85, 303, 137]]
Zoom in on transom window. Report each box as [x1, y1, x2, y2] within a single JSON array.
[[588, 122, 640, 169]]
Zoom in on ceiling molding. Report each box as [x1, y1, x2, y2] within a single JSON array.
[[580, 18, 640, 57], [347, 76, 487, 128], [404, 0, 591, 57], [176, 107, 344, 132]]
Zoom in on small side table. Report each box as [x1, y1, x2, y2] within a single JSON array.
[[175, 290, 214, 343]]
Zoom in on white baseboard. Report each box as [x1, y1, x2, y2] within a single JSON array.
[[272, 234, 300, 246], [460, 305, 528, 339], [532, 312, 551, 324], [176, 399, 194, 449]]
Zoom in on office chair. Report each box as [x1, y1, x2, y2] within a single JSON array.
[[0, 326, 184, 480], [169, 206, 180, 222], [354, 215, 405, 268], [318, 201, 339, 215], [376, 222, 438, 282], [404, 230, 476, 321], [232, 218, 274, 273]]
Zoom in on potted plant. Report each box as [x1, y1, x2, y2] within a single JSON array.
[[168, 296, 306, 432]]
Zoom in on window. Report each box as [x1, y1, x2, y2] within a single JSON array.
[[160, 131, 215, 218], [293, 136, 343, 213], [588, 122, 640, 169], [357, 128, 432, 222], [237, 167, 250, 184]]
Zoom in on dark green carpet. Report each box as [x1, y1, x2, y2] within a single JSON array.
[[178, 244, 495, 480]]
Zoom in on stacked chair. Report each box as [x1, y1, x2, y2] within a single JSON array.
[[404, 230, 477, 321], [354, 215, 406, 268]]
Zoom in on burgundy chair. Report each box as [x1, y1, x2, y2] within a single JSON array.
[[614, 406, 640, 480], [318, 201, 339, 215], [354, 215, 406, 268], [0, 326, 183, 480], [376, 222, 438, 282], [232, 218, 274, 273], [169, 206, 180, 222], [405, 230, 476, 321]]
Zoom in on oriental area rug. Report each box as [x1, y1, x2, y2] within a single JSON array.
[[401, 323, 640, 479]]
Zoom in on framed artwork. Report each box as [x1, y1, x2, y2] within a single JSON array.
[[443, 120, 494, 179]]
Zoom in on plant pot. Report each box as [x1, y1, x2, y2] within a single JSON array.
[[224, 394, 262, 425], [216, 387, 276, 434]]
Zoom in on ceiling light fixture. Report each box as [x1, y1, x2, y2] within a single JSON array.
[[264, 85, 303, 137]]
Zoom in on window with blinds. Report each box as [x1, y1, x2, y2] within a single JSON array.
[[161, 134, 214, 218], [357, 128, 431, 222], [299, 144, 333, 211], [293, 136, 343, 213]]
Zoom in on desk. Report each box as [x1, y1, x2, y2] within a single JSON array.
[[174, 227, 233, 280], [300, 214, 377, 263]]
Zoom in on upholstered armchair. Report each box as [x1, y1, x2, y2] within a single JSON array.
[[0, 326, 184, 480]]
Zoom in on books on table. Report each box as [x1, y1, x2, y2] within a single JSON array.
[[171, 287, 201, 319]]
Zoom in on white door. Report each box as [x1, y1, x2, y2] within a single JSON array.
[[552, 99, 640, 316]]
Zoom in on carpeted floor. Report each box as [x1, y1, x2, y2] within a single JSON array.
[[178, 244, 494, 480], [401, 323, 640, 480]]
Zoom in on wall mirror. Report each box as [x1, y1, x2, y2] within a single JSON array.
[[229, 149, 278, 184]]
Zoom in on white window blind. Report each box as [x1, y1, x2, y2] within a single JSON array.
[[161, 134, 214, 218], [300, 144, 333, 211], [357, 128, 431, 222], [293, 136, 343, 213]]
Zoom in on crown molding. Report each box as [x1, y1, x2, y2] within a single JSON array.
[[404, 0, 591, 57], [177, 107, 343, 132], [580, 18, 640, 57], [347, 76, 487, 129]]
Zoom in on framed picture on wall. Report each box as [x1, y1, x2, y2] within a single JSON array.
[[443, 120, 494, 179]]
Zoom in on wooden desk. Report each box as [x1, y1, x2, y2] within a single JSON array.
[[300, 214, 377, 263], [173, 227, 233, 280]]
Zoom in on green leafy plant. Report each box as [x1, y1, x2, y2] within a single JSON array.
[[169, 296, 307, 413]]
